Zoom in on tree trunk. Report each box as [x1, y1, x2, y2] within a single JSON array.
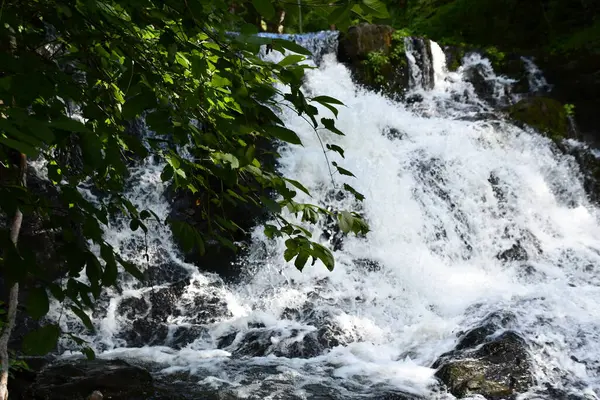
[[0, 153, 27, 400]]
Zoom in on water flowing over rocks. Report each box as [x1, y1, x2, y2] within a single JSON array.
[[23, 26, 600, 400]]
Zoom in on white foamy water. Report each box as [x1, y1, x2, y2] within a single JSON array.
[[52, 32, 600, 399]]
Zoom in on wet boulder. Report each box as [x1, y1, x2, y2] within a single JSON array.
[[26, 359, 154, 400], [434, 314, 533, 399]]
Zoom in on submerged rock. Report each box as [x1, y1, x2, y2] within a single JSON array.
[[434, 313, 533, 399], [26, 359, 154, 400]]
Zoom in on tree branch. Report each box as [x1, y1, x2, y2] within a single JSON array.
[[0, 153, 26, 400]]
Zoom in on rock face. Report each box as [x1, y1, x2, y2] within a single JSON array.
[[434, 312, 534, 399], [338, 24, 410, 94], [26, 359, 154, 400], [507, 97, 570, 141], [338, 24, 394, 61]]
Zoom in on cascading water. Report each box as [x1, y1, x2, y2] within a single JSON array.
[[50, 31, 600, 399]]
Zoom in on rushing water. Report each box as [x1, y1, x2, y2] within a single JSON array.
[[50, 32, 600, 399]]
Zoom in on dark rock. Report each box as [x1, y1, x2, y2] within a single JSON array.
[[353, 258, 382, 272], [338, 24, 395, 62], [337, 24, 410, 95], [117, 296, 149, 320], [506, 97, 570, 141], [454, 311, 517, 351], [383, 127, 406, 140], [230, 321, 343, 359], [462, 58, 500, 105], [170, 325, 208, 349], [434, 330, 533, 399], [497, 242, 529, 262], [26, 359, 154, 400], [217, 331, 238, 349], [122, 320, 170, 347]]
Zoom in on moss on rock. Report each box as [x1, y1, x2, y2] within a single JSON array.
[[437, 361, 513, 399], [338, 24, 411, 94], [507, 97, 569, 140], [434, 329, 533, 399]]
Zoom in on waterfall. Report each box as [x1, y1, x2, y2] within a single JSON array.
[[50, 32, 600, 399], [404, 37, 434, 90], [522, 56, 553, 94]]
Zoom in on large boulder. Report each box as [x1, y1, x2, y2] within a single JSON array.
[[506, 97, 570, 141], [25, 359, 154, 400], [338, 24, 410, 94], [434, 312, 534, 399], [338, 24, 395, 61]]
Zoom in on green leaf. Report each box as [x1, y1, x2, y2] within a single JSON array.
[[117, 256, 144, 281], [278, 55, 305, 67], [337, 210, 353, 233], [362, 0, 390, 18], [241, 23, 259, 36], [48, 283, 65, 302], [343, 183, 365, 201], [161, 165, 174, 182], [26, 287, 49, 320], [273, 39, 312, 56], [328, 3, 353, 25], [332, 161, 355, 177], [101, 244, 118, 287], [321, 118, 345, 136], [285, 178, 311, 196], [294, 249, 309, 271], [264, 224, 281, 239], [252, 0, 275, 19], [82, 347, 96, 360], [49, 117, 89, 133], [326, 144, 345, 158], [312, 96, 344, 106], [312, 243, 335, 271], [313, 96, 344, 117], [0, 136, 38, 157], [70, 305, 95, 331], [23, 324, 60, 355], [265, 125, 302, 145]]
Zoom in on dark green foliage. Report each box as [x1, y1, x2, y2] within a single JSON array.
[[0, 0, 388, 360]]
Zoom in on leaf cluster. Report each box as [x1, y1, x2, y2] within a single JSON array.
[[0, 0, 376, 358]]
